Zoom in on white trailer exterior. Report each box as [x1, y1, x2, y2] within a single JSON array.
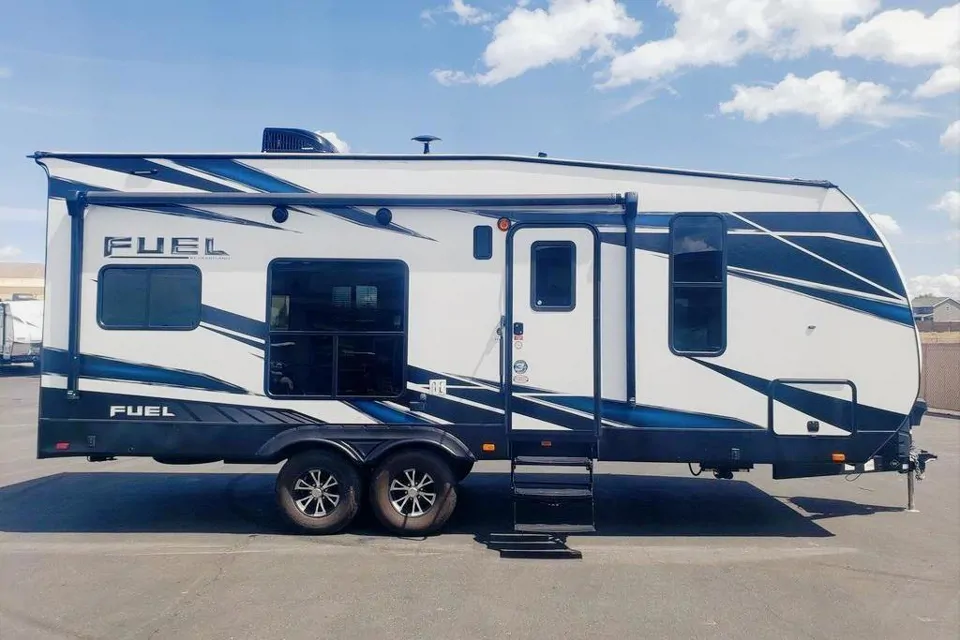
[[1, 299, 43, 367], [31, 129, 931, 535]]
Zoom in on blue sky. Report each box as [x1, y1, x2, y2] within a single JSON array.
[[1, 0, 957, 296]]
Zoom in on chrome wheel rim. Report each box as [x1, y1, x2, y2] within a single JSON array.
[[388, 468, 436, 517], [292, 469, 340, 517]]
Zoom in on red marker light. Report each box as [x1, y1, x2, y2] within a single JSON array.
[[55, 442, 70, 451], [497, 217, 511, 231]]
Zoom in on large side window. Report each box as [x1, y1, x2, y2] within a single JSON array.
[[669, 215, 726, 355], [531, 241, 576, 311], [267, 260, 407, 398], [98, 266, 201, 330]]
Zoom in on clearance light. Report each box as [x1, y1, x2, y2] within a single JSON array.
[[482, 443, 496, 452], [497, 217, 511, 231], [55, 442, 70, 451], [541, 440, 552, 448], [832, 453, 846, 463]]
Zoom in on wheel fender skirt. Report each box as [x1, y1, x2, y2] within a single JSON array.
[[256, 425, 475, 465]]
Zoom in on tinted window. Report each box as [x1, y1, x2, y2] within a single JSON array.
[[266, 260, 407, 398], [672, 287, 724, 353], [268, 335, 334, 396], [473, 225, 493, 260], [670, 215, 725, 355], [269, 261, 404, 332], [531, 242, 576, 311], [99, 266, 200, 330], [336, 335, 404, 396], [672, 216, 724, 283]]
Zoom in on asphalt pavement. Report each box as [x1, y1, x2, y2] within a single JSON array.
[[0, 370, 957, 639]]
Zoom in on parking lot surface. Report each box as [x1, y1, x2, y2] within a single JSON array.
[[0, 370, 957, 639]]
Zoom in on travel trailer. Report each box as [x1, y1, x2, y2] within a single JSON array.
[[31, 128, 935, 536], [1, 299, 43, 369]]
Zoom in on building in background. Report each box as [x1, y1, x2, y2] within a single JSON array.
[[0, 262, 44, 300], [913, 296, 960, 323]]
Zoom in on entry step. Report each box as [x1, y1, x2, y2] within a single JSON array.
[[513, 456, 592, 467], [514, 523, 596, 534], [513, 486, 592, 499]]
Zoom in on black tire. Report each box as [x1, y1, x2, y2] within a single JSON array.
[[368, 449, 457, 536], [275, 450, 362, 535]]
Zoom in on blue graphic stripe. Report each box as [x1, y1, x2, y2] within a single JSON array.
[[49, 177, 111, 199], [434, 372, 761, 431], [346, 400, 423, 424], [42, 348, 247, 394], [128, 204, 284, 230], [200, 305, 267, 339], [600, 230, 905, 305], [786, 236, 906, 297], [201, 325, 265, 350], [726, 234, 892, 297], [544, 396, 763, 430], [311, 206, 435, 240], [175, 158, 309, 193], [732, 271, 914, 326], [470, 210, 878, 240], [405, 394, 502, 425], [692, 359, 906, 431], [737, 212, 879, 240], [66, 157, 241, 193], [48, 177, 281, 230]]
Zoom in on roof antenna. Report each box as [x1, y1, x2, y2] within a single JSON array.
[[538, 152, 547, 157], [412, 135, 441, 154]]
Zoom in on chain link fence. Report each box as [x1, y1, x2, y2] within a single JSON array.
[[920, 342, 960, 412]]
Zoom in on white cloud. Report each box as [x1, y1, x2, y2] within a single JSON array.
[[834, 3, 960, 67], [448, 0, 493, 25], [422, 0, 494, 26], [430, 69, 473, 86], [430, 0, 641, 86], [0, 246, 22, 260], [602, 0, 878, 88], [314, 131, 350, 153], [914, 65, 960, 98], [908, 269, 960, 299], [893, 138, 920, 151], [940, 120, 960, 152], [0, 67, 10, 79], [718, 71, 920, 127], [869, 213, 901, 236], [932, 189, 960, 222]]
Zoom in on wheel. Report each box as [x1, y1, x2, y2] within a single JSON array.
[[368, 449, 457, 536], [275, 450, 362, 534]]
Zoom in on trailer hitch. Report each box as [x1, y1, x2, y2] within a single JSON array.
[[910, 445, 938, 481]]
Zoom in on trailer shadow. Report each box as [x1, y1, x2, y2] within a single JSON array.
[[0, 469, 845, 542], [784, 496, 905, 521]]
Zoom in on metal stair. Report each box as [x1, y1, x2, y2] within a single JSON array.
[[510, 454, 596, 534]]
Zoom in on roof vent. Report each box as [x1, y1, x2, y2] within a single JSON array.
[[412, 135, 441, 154], [262, 128, 339, 153]]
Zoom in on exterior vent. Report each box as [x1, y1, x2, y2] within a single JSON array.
[[261, 128, 339, 153]]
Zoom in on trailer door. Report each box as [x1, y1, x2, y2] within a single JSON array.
[[505, 225, 599, 434]]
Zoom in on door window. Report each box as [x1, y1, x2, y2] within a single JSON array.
[[531, 241, 576, 311]]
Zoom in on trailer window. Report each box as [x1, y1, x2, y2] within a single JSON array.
[[669, 215, 726, 355], [473, 225, 493, 260], [531, 241, 576, 311], [98, 266, 201, 330], [266, 259, 407, 399]]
